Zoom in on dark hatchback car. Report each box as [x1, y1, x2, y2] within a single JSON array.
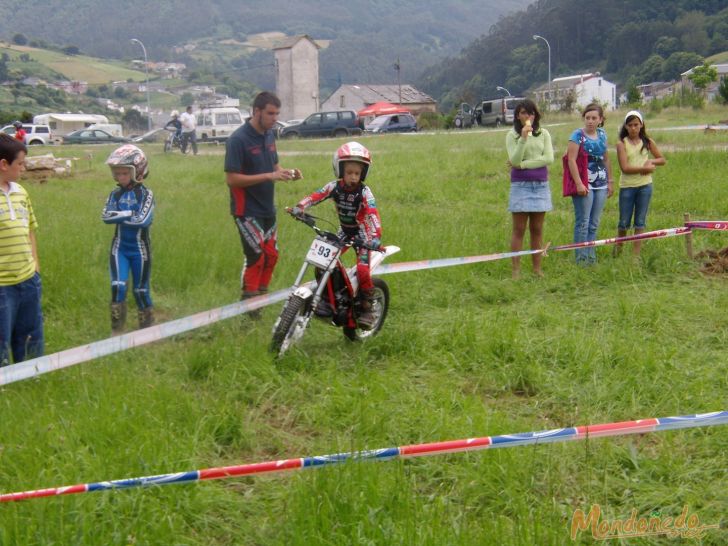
[[62, 129, 130, 145], [279, 110, 362, 138], [365, 113, 418, 134]]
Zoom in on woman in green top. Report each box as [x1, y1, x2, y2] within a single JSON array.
[[505, 99, 554, 278]]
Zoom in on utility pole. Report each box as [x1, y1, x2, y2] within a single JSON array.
[[394, 57, 402, 105]]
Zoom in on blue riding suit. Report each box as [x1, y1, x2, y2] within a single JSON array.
[[101, 183, 154, 309]]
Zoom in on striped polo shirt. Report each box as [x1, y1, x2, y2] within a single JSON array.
[[0, 181, 38, 285]]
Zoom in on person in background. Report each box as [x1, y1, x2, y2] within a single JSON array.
[[505, 99, 554, 278], [0, 134, 43, 366], [179, 105, 198, 155], [101, 145, 155, 334], [566, 102, 614, 265], [224, 91, 302, 317], [164, 110, 182, 142], [12, 121, 26, 143], [614, 110, 666, 257]]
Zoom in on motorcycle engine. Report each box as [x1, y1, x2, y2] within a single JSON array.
[[332, 290, 350, 326]]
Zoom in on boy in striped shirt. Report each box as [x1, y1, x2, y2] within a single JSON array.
[[0, 134, 43, 366]]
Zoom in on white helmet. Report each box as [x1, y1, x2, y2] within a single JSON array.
[[170, 110, 179, 118], [332, 141, 372, 181], [106, 144, 149, 182]]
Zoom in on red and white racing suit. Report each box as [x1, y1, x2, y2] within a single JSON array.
[[296, 180, 381, 291]]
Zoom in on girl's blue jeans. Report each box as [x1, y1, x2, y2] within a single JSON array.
[[572, 189, 608, 264], [0, 272, 44, 367], [618, 184, 652, 230]]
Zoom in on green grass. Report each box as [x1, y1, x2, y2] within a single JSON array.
[[1, 105, 727, 544], [1, 43, 146, 84]]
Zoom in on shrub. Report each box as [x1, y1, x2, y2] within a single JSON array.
[[417, 111, 445, 130]]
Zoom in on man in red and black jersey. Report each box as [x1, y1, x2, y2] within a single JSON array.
[[224, 91, 302, 309]]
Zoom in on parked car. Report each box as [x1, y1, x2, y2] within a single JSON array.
[[1, 124, 53, 145], [474, 97, 525, 127], [279, 110, 362, 138], [365, 113, 418, 134], [62, 129, 131, 145], [453, 103, 475, 129]]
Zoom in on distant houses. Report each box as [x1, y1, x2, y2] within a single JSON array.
[[636, 81, 675, 102], [131, 60, 186, 79], [680, 63, 728, 101], [320, 84, 437, 116], [533, 73, 616, 111]]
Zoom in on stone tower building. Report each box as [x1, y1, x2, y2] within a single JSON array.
[[273, 35, 320, 121]]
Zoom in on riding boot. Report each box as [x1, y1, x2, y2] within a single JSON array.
[[357, 289, 377, 329], [241, 290, 261, 320], [111, 302, 127, 335], [138, 306, 155, 329]]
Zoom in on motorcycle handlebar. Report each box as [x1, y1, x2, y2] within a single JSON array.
[[286, 207, 382, 251], [286, 207, 316, 227], [351, 237, 383, 252]]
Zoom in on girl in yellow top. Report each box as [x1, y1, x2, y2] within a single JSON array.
[[614, 111, 665, 256]]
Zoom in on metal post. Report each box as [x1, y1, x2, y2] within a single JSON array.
[[130, 38, 152, 132], [533, 35, 551, 106]]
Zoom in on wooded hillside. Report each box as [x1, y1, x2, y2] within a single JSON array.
[[0, 0, 529, 92], [417, 0, 728, 109]]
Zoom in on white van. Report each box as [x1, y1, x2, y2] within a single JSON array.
[[195, 107, 245, 142]]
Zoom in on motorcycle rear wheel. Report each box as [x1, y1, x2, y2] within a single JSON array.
[[343, 278, 389, 341], [270, 295, 308, 356]]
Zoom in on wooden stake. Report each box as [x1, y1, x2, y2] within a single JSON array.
[[684, 212, 694, 260]]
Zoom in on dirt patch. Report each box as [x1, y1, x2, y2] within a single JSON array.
[[696, 247, 728, 275]]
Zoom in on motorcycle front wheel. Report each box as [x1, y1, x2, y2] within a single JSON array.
[[270, 295, 309, 356], [164, 140, 171, 153], [343, 278, 389, 341]]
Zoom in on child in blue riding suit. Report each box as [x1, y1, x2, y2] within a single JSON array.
[[102, 144, 155, 334]]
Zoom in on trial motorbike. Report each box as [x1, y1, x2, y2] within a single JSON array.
[[270, 209, 400, 357]]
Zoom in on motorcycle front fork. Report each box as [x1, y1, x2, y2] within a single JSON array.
[[290, 261, 335, 312]]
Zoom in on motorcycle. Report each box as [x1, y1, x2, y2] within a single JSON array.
[[271, 209, 400, 357], [163, 127, 184, 153]]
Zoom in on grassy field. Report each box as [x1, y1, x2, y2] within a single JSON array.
[[1, 105, 727, 544], [1, 43, 146, 84]]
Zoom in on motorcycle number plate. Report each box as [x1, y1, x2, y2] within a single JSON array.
[[306, 239, 337, 268]]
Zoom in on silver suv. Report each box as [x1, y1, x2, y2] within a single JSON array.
[[1, 124, 54, 145]]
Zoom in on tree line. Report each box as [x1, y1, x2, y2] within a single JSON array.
[[417, 0, 728, 111]]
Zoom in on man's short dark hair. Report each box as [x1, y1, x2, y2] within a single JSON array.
[[252, 91, 281, 112], [0, 133, 27, 164]]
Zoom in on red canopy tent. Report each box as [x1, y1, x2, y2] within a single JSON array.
[[357, 102, 411, 117]]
